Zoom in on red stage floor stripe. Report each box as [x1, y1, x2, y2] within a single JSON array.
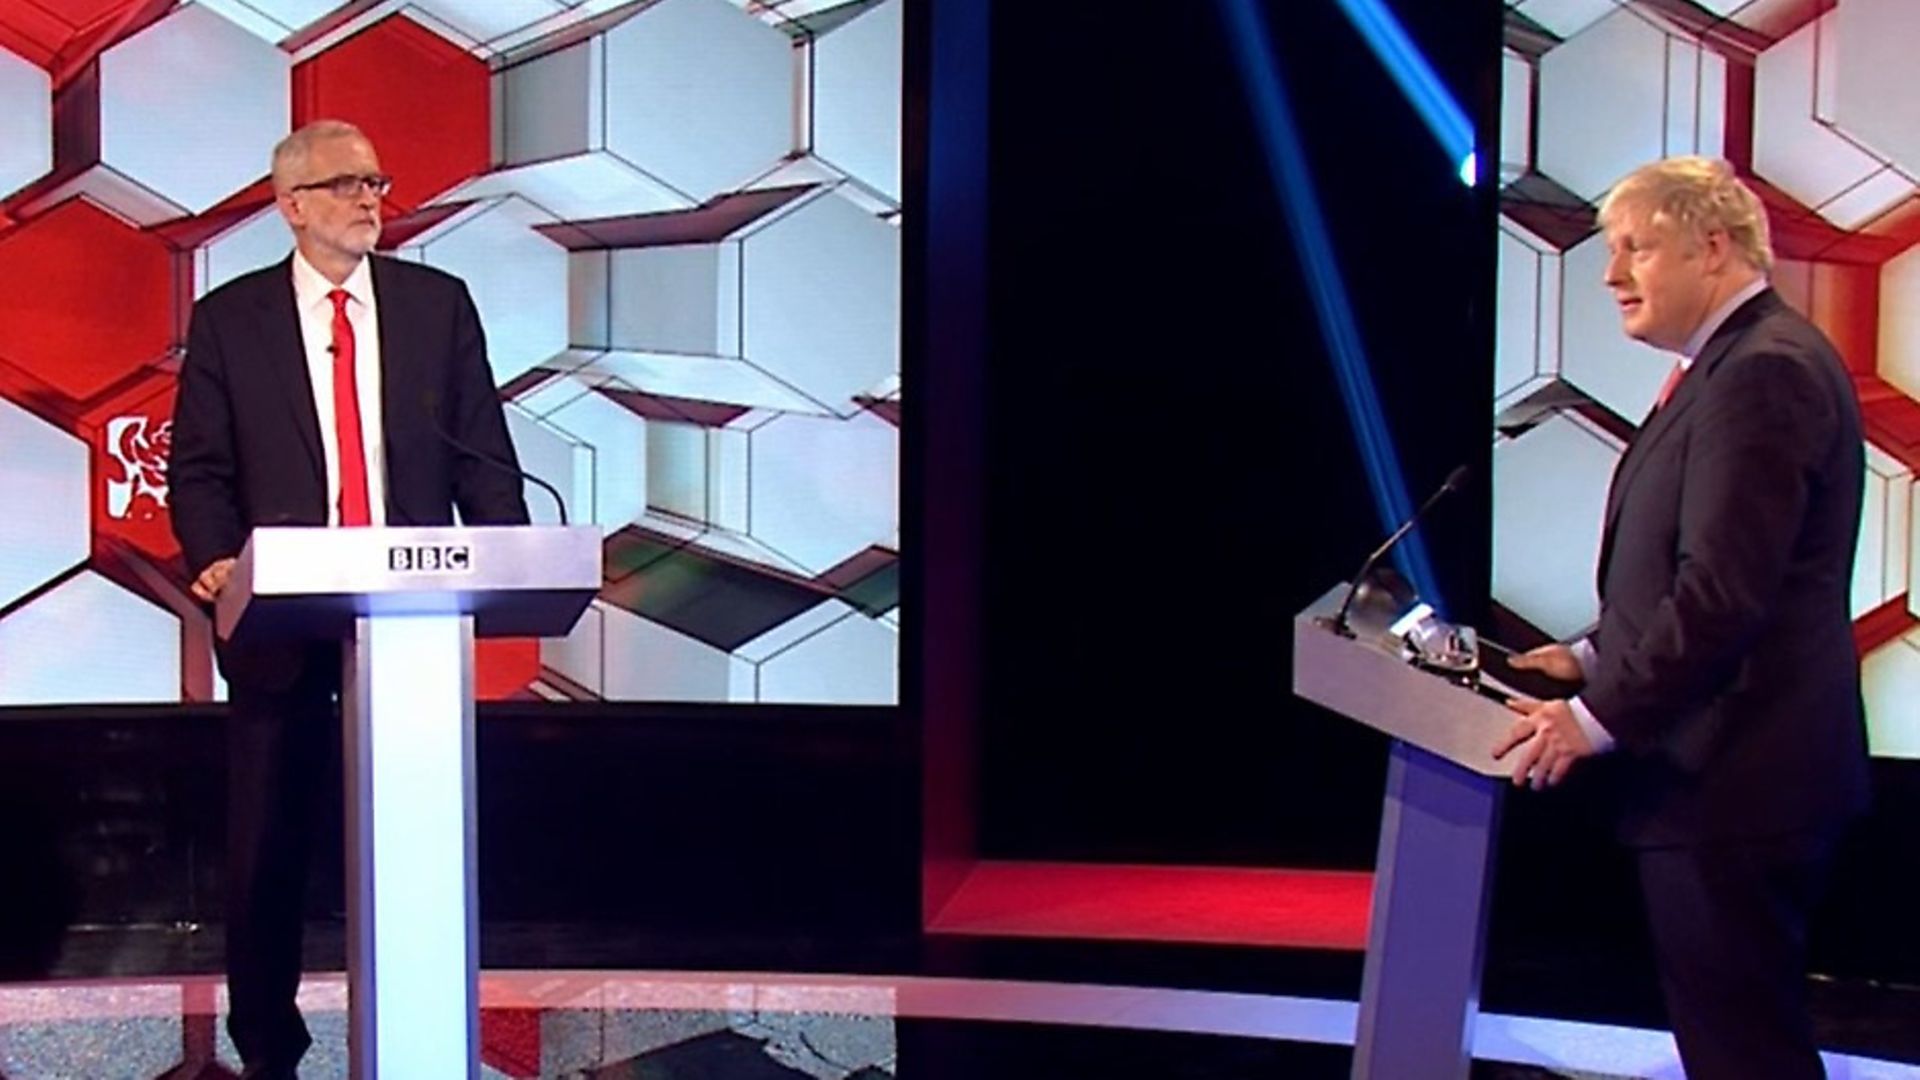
[[925, 861, 1373, 950]]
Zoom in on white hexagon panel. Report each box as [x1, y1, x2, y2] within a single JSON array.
[[1536, 6, 1724, 202], [1506, 0, 1619, 39], [538, 505, 898, 705], [539, 383, 650, 532], [1854, 442, 1913, 618], [0, 44, 51, 201], [188, 0, 341, 43], [597, 599, 740, 703], [814, 0, 903, 205], [0, 398, 89, 611], [1754, 11, 1913, 230], [738, 189, 900, 414], [470, 0, 793, 219], [1832, 0, 1920, 181], [744, 410, 897, 576], [505, 404, 596, 528], [409, 0, 574, 47], [1499, 47, 1532, 186], [1863, 628, 1920, 759], [190, 204, 292, 298], [1492, 411, 1623, 640], [387, 196, 570, 386], [1877, 240, 1920, 402], [0, 571, 181, 705], [602, 0, 794, 198], [1495, 216, 1562, 412], [570, 186, 899, 417], [97, 4, 290, 215], [745, 601, 898, 705]]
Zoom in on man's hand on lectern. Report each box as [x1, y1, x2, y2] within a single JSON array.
[[1492, 696, 1594, 791], [1509, 643, 1584, 682], [191, 557, 236, 603]]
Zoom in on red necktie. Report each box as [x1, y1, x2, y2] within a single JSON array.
[[329, 288, 372, 526], [1652, 361, 1685, 412]]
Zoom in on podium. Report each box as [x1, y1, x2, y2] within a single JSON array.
[[1293, 585, 1512, 1080], [217, 525, 602, 1079]]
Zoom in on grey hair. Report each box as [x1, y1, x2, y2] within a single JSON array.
[[270, 119, 369, 192]]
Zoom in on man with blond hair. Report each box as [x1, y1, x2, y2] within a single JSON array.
[[1494, 156, 1869, 1078], [170, 120, 528, 1078]]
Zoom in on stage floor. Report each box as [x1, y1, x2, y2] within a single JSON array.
[[3, 966, 1916, 1079]]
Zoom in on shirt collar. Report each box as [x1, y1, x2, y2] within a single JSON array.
[[1678, 276, 1767, 369], [290, 248, 373, 311]]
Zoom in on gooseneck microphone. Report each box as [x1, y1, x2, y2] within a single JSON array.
[[421, 391, 570, 527], [1329, 465, 1469, 638]]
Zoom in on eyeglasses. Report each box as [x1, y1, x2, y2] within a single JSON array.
[[291, 173, 394, 199]]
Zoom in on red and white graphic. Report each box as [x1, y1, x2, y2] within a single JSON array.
[[105, 414, 170, 522], [0, 0, 902, 707]]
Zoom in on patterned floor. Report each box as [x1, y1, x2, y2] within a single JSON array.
[[1, 971, 1916, 1079]]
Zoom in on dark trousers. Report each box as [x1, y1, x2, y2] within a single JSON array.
[[224, 647, 341, 1075], [1636, 827, 1839, 1080]]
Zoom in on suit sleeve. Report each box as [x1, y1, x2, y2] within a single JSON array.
[[445, 281, 531, 526], [1580, 345, 1838, 750], [169, 301, 249, 577]]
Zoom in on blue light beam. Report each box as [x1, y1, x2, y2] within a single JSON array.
[[1332, 0, 1478, 185], [1215, 0, 1446, 612]]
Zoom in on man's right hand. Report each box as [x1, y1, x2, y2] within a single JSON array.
[[191, 557, 237, 603], [1509, 642, 1584, 682]]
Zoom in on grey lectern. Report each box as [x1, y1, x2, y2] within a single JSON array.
[[216, 525, 602, 1079], [1294, 585, 1512, 1080]]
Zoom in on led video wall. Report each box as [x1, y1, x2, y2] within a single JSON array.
[[1497, 0, 1920, 758], [0, 0, 901, 707]]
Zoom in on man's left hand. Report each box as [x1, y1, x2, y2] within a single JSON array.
[[1492, 697, 1595, 790]]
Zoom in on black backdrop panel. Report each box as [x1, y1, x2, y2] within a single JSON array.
[[978, 3, 1499, 866]]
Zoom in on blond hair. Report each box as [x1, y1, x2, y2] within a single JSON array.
[[270, 119, 369, 192], [1599, 157, 1774, 272]]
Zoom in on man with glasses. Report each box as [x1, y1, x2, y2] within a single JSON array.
[[170, 119, 528, 1078]]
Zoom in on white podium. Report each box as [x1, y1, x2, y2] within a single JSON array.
[[217, 525, 601, 1079], [1294, 585, 1513, 1080]]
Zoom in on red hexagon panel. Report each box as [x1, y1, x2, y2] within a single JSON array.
[[0, 197, 171, 405], [292, 15, 489, 213], [0, 0, 167, 84]]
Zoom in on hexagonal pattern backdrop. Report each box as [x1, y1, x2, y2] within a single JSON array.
[[1500, 0, 1920, 758], [0, 0, 900, 706]]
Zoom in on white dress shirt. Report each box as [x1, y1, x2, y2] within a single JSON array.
[[1567, 276, 1771, 753], [290, 250, 387, 526]]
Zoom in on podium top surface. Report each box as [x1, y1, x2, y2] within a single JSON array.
[[217, 525, 602, 644], [1292, 586, 1513, 777]]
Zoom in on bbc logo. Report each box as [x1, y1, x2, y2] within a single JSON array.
[[389, 545, 473, 572]]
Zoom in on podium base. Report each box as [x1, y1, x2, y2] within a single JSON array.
[[1352, 740, 1502, 1080], [343, 613, 480, 1079]]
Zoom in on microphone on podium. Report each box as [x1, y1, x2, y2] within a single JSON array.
[[1328, 465, 1469, 639], [421, 391, 570, 526]]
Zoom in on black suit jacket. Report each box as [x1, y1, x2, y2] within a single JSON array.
[[1583, 289, 1870, 846], [170, 255, 530, 686]]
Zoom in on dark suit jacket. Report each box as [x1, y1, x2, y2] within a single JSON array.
[[170, 254, 531, 687], [1584, 288, 1870, 847]]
